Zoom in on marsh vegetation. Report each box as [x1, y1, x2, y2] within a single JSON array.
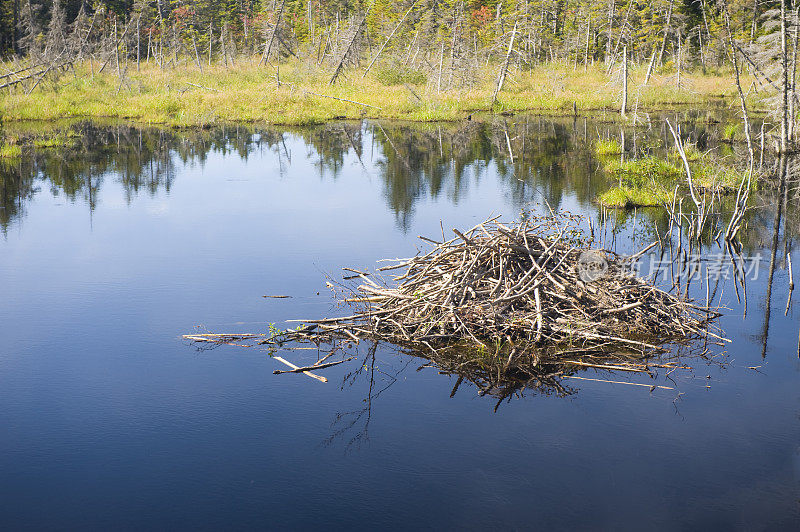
[[0, 0, 793, 126]]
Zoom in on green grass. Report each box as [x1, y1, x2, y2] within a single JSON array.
[[0, 60, 749, 127], [594, 139, 622, 156], [598, 156, 678, 208], [0, 144, 21, 158], [723, 122, 741, 141], [691, 158, 749, 192], [603, 157, 683, 184], [599, 186, 674, 208], [596, 141, 750, 207], [374, 64, 427, 86]]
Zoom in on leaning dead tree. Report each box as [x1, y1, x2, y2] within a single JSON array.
[[259, 0, 287, 66], [0, 0, 76, 92], [330, 13, 368, 85], [362, 0, 418, 78], [491, 22, 517, 107]]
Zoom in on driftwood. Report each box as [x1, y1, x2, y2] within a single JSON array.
[[273, 356, 354, 375], [273, 356, 328, 382]]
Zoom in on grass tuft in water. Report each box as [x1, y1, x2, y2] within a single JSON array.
[[596, 139, 752, 207], [599, 186, 674, 208], [0, 143, 22, 158], [594, 139, 622, 156]]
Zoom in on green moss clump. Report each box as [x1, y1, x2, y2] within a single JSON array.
[[0, 144, 22, 158], [599, 186, 674, 208], [604, 157, 683, 185], [597, 146, 751, 206], [598, 155, 680, 209], [594, 138, 622, 156]]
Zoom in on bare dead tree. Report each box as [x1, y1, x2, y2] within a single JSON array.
[[363, 1, 418, 78], [719, 0, 755, 240], [260, 0, 287, 66], [491, 21, 517, 107], [330, 13, 368, 85]]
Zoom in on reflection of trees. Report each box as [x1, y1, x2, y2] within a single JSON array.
[[371, 118, 582, 228], [317, 339, 725, 450], [2, 117, 799, 247], [0, 123, 180, 233], [0, 158, 37, 230]]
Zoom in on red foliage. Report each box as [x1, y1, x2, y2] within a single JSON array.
[[471, 5, 491, 27], [171, 6, 195, 27]]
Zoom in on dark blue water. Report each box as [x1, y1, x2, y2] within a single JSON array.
[[1, 120, 798, 529]]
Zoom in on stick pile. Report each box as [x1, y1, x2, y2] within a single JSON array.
[[307, 214, 713, 362], [186, 214, 721, 393]]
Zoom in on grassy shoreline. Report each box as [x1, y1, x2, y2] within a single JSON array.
[[0, 60, 747, 127]]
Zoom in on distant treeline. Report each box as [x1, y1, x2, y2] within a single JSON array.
[[0, 0, 789, 69]]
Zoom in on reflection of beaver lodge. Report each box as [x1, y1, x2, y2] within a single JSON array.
[[186, 214, 724, 396]]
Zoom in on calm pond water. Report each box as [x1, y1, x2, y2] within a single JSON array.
[[1, 116, 799, 529]]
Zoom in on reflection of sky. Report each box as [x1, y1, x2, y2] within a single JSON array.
[[0, 123, 798, 528]]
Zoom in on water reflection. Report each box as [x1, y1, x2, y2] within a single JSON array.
[[4, 116, 800, 369], [2, 116, 799, 527], [3, 112, 789, 236]]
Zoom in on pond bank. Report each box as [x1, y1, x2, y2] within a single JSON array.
[[0, 61, 745, 127]]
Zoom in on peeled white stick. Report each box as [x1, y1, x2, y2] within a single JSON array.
[[273, 356, 327, 383]]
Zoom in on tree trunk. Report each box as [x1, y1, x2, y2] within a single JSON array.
[[136, 17, 140, 71], [192, 27, 202, 71], [781, 0, 790, 152], [584, 20, 590, 71], [329, 14, 367, 85], [13, 0, 19, 55], [492, 21, 517, 106], [657, 0, 674, 66], [261, 0, 286, 66], [605, 0, 616, 63], [644, 48, 657, 84], [790, 8, 799, 142], [363, 0, 418, 78], [621, 45, 628, 116]]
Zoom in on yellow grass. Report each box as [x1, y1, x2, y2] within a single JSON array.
[[0, 60, 750, 127]]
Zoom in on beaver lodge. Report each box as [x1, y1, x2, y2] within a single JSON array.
[[185, 214, 724, 397]]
